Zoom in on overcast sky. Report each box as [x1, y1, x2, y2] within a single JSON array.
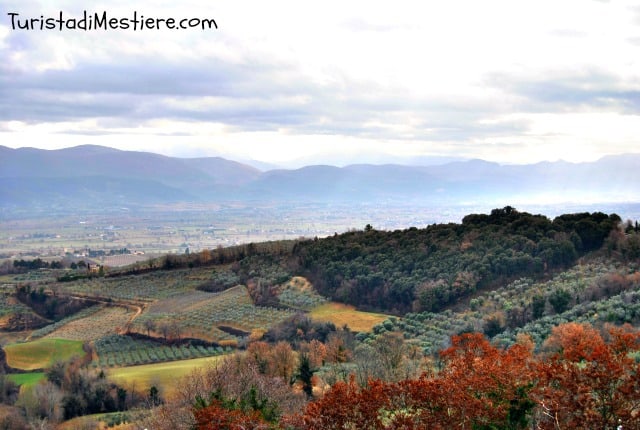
[[1, 1, 639, 167]]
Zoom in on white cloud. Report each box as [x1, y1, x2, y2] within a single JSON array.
[[2, 0, 640, 165]]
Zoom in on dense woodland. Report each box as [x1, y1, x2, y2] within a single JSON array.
[[1, 207, 639, 429], [294, 208, 622, 314], [141, 207, 627, 314]]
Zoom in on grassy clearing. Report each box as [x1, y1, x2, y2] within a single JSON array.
[[309, 302, 389, 332], [56, 412, 134, 430], [108, 355, 226, 396], [7, 372, 45, 389], [4, 338, 85, 370]]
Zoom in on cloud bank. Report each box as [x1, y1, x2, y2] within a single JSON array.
[[1, 0, 639, 166]]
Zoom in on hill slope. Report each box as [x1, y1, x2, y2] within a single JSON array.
[[1, 145, 638, 208]]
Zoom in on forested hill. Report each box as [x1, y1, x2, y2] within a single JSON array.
[[143, 207, 631, 316], [291, 208, 623, 314]]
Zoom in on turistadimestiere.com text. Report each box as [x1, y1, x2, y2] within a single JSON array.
[[7, 10, 218, 31]]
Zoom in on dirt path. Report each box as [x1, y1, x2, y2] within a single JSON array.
[[62, 293, 149, 335], [117, 304, 144, 335]]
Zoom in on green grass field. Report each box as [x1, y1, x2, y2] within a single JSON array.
[[107, 355, 226, 396], [4, 338, 85, 370], [310, 302, 389, 332], [56, 411, 132, 430], [7, 372, 46, 389]]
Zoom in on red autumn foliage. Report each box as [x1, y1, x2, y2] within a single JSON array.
[[534, 322, 640, 429], [288, 323, 640, 429], [193, 400, 269, 430], [289, 375, 390, 430], [433, 332, 536, 428], [289, 333, 537, 429]]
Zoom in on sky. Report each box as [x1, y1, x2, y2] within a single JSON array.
[[1, 0, 640, 167]]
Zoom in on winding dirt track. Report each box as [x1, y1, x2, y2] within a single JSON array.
[[60, 293, 148, 334], [118, 304, 143, 334]]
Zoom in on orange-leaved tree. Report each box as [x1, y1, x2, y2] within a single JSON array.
[[286, 375, 391, 430], [290, 333, 538, 429], [431, 332, 536, 429], [534, 322, 640, 429], [193, 399, 268, 430]]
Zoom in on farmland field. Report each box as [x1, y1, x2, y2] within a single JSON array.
[[0, 202, 454, 257], [55, 412, 133, 430], [42, 306, 135, 341], [107, 355, 226, 396], [29, 305, 104, 340], [7, 372, 45, 390], [93, 334, 229, 368], [132, 285, 295, 342], [4, 338, 85, 370], [57, 267, 213, 301], [309, 302, 389, 332]]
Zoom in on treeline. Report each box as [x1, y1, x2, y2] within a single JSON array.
[[287, 322, 640, 430], [72, 207, 624, 316], [141, 322, 640, 429], [363, 260, 640, 355], [6, 259, 97, 279], [142, 321, 358, 430], [104, 240, 296, 278], [0, 355, 154, 429], [14, 285, 96, 321], [292, 207, 621, 314], [13, 258, 63, 271]]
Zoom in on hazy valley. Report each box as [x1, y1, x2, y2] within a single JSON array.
[[2, 145, 639, 209], [0, 146, 639, 429]]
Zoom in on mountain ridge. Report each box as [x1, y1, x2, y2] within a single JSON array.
[[1, 145, 638, 208]]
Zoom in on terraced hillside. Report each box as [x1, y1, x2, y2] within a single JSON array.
[[131, 285, 296, 343]]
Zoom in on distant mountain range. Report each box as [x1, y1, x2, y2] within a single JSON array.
[[1, 145, 638, 208]]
